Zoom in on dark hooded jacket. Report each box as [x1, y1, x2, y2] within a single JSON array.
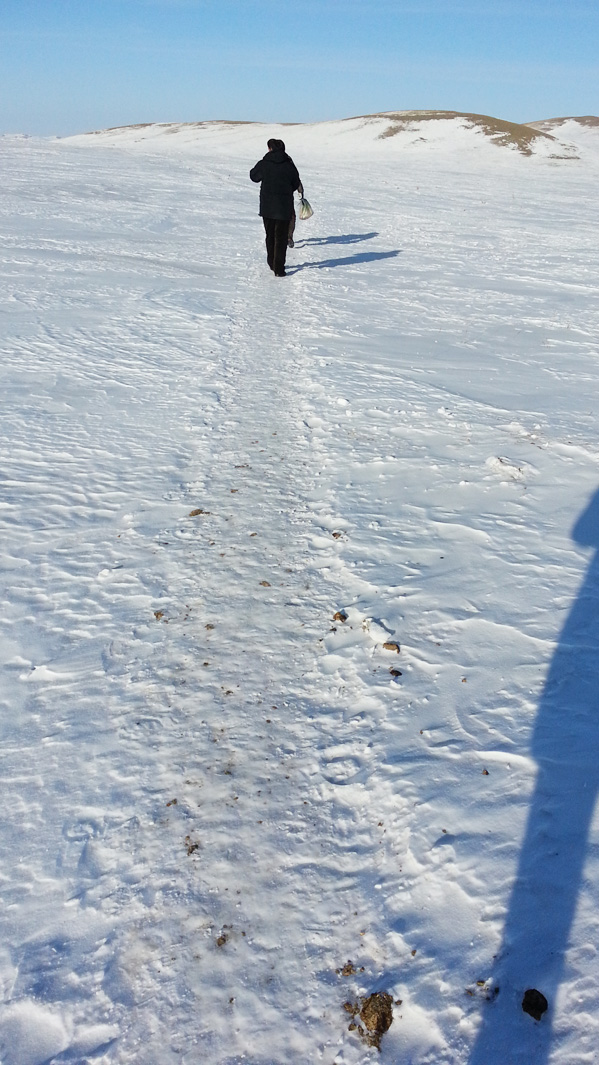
[[250, 148, 301, 220]]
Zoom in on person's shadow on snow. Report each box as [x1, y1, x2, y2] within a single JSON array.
[[287, 249, 400, 272], [294, 231, 378, 247], [470, 487, 599, 1064]]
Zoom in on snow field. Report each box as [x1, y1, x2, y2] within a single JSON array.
[[1, 133, 599, 1064]]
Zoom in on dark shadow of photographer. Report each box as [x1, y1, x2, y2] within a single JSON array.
[[470, 486, 599, 1063]]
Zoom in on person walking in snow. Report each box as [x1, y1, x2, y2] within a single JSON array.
[[250, 139, 303, 277]]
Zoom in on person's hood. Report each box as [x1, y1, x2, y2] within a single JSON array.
[[264, 148, 288, 164]]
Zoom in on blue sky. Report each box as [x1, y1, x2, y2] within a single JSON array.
[[1, 0, 597, 135]]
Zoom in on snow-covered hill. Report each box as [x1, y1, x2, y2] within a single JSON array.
[[526, 115, 599, 162], [64, 109, 598, 166], [1, 119, 599, 1065]]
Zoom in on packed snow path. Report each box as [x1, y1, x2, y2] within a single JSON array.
[[1, 136, 599, 1064]]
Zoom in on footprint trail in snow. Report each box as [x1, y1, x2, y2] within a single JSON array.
[[1, 135, 599, 1064]]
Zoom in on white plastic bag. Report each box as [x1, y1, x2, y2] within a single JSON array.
[[298, 196, 314, 220]]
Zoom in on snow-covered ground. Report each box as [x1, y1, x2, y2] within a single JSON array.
[[1, 120, 598, 1065]]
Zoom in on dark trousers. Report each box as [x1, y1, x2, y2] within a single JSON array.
[[263, 218, 289, 274]]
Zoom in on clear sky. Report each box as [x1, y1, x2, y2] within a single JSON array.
[[1, 0, 597, 136]]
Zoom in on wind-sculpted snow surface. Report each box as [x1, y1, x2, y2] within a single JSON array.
[[1, 135, 599, 1064]]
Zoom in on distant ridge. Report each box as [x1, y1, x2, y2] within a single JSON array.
[[526, 115, 599, 129], [65, 110, 599, 164]]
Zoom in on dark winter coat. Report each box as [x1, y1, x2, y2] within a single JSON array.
[[249, 149, 301, 220]]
